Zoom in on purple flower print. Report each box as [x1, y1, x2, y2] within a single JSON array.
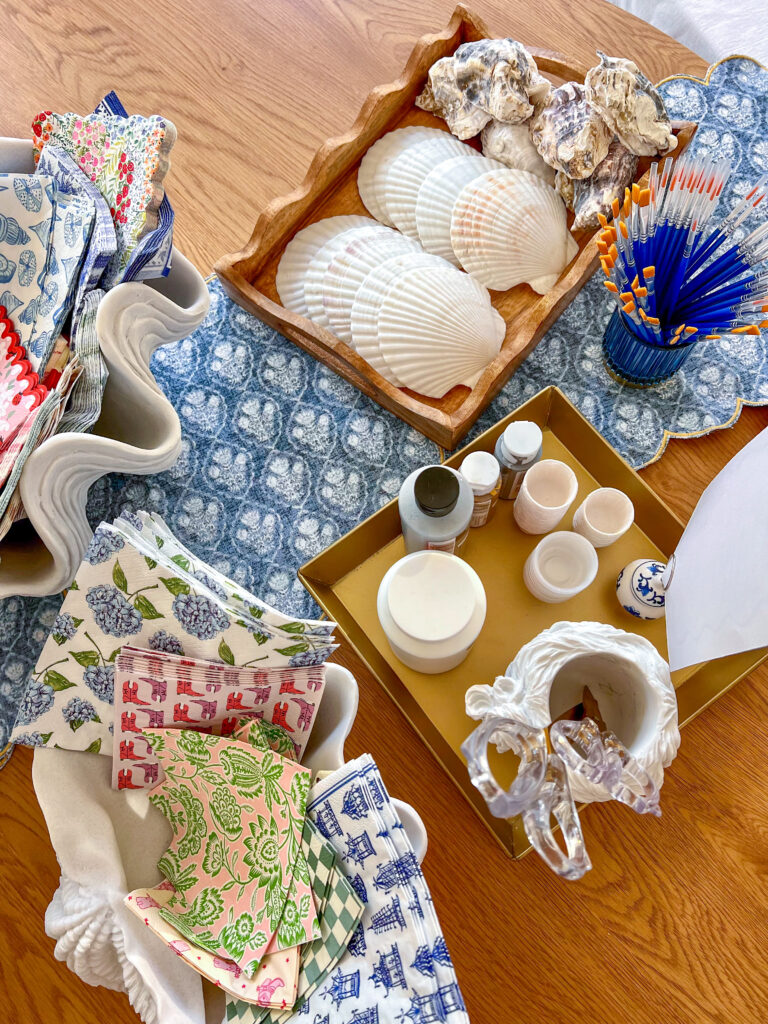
[[83, 665, 115, 702], [84, 526, 125, 565], [192, 570, 228, 601], [85, 585, 142, 637], [52, 613, 78, 641], [172, 593, 229, 640], [149, 630, 184, 655], [14, 731, 49, 747], [15, 679, 54, 725], [62, 697, 99, 730], [288, 647, 332, 667]]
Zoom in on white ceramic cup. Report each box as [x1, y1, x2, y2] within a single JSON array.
[[572, 487, 635, 548], [513, 459, 578, 534], [523, 531, 599, 603]]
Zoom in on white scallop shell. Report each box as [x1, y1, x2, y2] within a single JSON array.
[[321, 230, 422, 343], [376, 265, 506, 397], [357, 126, 468, 228], [350, 251, 447, 382], [275, 215, 374, 315], [414, 153, 506, 265], [451, 169, 578, 292], [383, 136, 479, 238], [481, 120, 556, 186], [303, 223, 394, 329]]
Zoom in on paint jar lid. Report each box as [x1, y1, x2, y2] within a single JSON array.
[[414, 466, 459, 517], [500, 421, 543, 461], [459, 451, 501, 495]]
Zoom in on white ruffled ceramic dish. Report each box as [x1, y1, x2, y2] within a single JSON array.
[[0, 137, 210, 600], [33, 663, 428, 1024]]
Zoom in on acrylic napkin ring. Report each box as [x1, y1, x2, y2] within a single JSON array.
[[460, 715, 548, 818]]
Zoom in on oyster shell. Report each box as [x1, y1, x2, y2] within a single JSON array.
[[555, 170, 575, 210], [568, 138, 638, 230], [482, 120, 556, 185], [585, 52, 677, 156], [416, 57, 492, 140], [453, 38, 540, 123], [530, 82, 612, 179]]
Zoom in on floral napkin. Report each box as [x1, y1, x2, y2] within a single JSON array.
[[145, 727, 312, 972], [0, 307, 48, 452], [32, 108, 176, 286], [112, 647, 325, 789], [11, 515, 330, 754], [0, 172, 55, 365]]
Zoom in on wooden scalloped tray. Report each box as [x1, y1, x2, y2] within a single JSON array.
[[215, 4, 696, 449]]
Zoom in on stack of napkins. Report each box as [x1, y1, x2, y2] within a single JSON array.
[[227, 755, 469, 1023], [124, 717, 364, 1011], [112, 645, 326, 789], [11, 510, 337, 754]]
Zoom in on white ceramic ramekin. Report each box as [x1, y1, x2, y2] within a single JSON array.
[[513, 458, 578, 534], [572, 487, 634, 547], [0, 137, 210, 599], [377, 550, 486, 673]]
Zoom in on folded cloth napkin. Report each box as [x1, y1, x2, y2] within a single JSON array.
[[0, 172, 55, 368], [33, 746, 206, 1024], [112, 648, 326, 789], [11, 514, 332, 754], [55, 286, 107, 433], [145, 727, 315, 971], [93, 91, 174, 282], [31, 108, 176, 286], [281, 755, 468, 1023]]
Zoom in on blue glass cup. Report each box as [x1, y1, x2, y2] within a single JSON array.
[[602, 309, 695, 387]]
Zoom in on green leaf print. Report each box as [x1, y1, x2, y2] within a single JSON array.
[[85, 739, 102, 753], [134, 594, 162, 619], [219, 912, 255, 963], [209, 785, 242, 841], [220, 746, 265, 798], [155, 536, 166, 549], [218, 639, 235, 665], [68, 580, 79, 591], [157, 852, 198, 902], [279, 622, 306, 634], [72, 617, 84, 627], [247, 605, 264, 619], [186, 887, 224, 927], [170, 553, 189, 570], [144, 556, 158, 570], [71, 650, 100, 668], [113, 560, 128, 593], [274, 642, 309, 657], [108, 647, 122, 662], [44, 670, 76, 691], [160, 576, 191, 596], [40, 733, 52, 743], [202, 832, 225, 877], [261, 754, 287, 812]]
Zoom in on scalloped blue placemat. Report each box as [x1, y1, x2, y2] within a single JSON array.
[[2, 55, 767, 754]]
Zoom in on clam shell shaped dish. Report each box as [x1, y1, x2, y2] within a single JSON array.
[[465, 620, 680, 805], [451, 168, 579, 291], [33, 663, 428, 1024], [0, 137, 210, 600]]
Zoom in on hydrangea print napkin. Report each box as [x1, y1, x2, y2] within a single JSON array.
[[32, 108, 176, 285], [112, 647, 325, 789], [11, 514, 335, 754], [144, 727, 313, 971], [229, 755, 469, 1024]]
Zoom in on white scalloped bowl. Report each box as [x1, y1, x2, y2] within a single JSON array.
[[0, 137, 210, 599]]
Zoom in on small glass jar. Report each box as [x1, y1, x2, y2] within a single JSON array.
[[603, 309, 696, 387], [459, 451, 501, 528], [398, 465, 474, 555], [494, 420, 543, 500]]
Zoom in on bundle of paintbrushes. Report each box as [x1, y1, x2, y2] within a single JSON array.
[[599, 152, 768, 348]]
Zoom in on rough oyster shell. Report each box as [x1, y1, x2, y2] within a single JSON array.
[[555, 170, 575, 210], [453, 38, 539, 123], [568, 138, 638, 230], [416, 57, 492, 140], [481, 120, 556, 185], [585, 52, 677, 157], [530, 82, 612, 180]]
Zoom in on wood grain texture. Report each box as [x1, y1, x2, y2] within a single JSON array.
[[1, 2, 767, 1023]]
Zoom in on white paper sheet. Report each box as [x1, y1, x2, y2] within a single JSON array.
[[665, 425, 768, 671]]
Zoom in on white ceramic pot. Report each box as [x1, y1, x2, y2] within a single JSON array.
[[0, 138, 210, 599], [465, 620, 680, 804]]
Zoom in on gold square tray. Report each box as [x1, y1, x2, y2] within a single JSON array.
[[299, 387, 767, 856]]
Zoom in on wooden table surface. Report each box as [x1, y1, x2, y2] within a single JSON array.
[[2, 2, 768, 1022]]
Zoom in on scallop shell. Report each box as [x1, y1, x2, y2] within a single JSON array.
[[414, 153, 506, 265], [275, 215, 373, 314], [320, 230, 422, 343], [481, 121, 556, 185], [451, 169, 578, 292], [530, 82, 612, 180], [358, 128, 469, 232], [376, 265, 506, 397], [416, 57, 492, 140], [303, 224, 394, 329], [453, 38, 540, 123], [585, 52, 677, 157], [350, 251, 445, 382], [383, 136, 478, 238], [569, 138, 638, 230]]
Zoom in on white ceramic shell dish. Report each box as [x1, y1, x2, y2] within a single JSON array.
[[0, 137, 210, 600]]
